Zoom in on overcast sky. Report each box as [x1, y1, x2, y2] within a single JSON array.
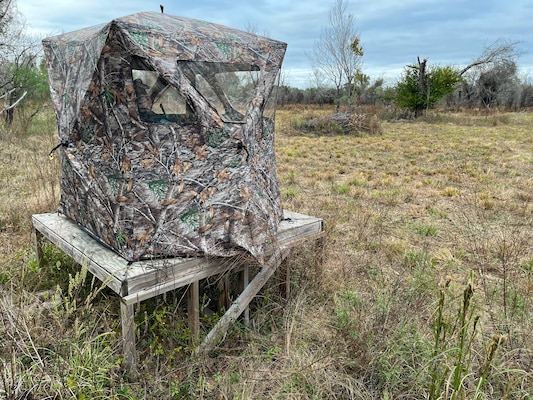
[[17, 0, 533, 88]]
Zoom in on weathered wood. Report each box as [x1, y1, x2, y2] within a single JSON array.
[[32, 214, 126, 294], [122, 260, 233, 305], [33, 227, 44, 269], [120, 300, 136, 371], [277, 211, 325, 248], [187, 281, 200, 345], [238, 265, 250, 328], [217, 275, 231, 312], [196, 247, 290, 354], [32, 211, 324, 305]]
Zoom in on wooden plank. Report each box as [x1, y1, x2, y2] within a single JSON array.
[[32, 214, 125, 294], [32, 211, 324, 304], [196, 247, 290, 354], [122, 259, 232, 305], [123, 257, 211, 298], [217, 275, 231, 311], [277, 210, 325, 248]]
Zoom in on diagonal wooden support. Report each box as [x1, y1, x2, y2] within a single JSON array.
[[196, 247, 290, 354]]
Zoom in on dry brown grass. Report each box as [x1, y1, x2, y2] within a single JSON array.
[[274, 105, 533, 397], [1, 105, 532, 398], [0, 112, 59, 232]]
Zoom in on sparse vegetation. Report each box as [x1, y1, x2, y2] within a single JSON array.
[[293, 110, 382, 136], [1, 104, 532, 398]]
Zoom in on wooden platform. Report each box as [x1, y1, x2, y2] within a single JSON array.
[[32, 210, 324, 371]]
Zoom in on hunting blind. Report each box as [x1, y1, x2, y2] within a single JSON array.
[[43, 11, 287, 262]]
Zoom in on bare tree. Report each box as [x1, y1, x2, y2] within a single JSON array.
[[0, 0, 15, 37], [0, 0, 45, 123], [416, 57, 428, 110], [309, 0, 363, 112], [457, 38, 523, 107], [460, 38, 523, 77]]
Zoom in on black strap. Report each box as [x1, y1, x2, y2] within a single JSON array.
[[48, 141, 69, 160]]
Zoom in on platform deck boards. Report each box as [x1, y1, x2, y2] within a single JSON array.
[[32, 210, 324, 371], [32, 210, 323, 300]]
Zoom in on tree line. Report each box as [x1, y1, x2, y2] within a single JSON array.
[[277, 57, 533, 112], [301, 0, 532, 115]]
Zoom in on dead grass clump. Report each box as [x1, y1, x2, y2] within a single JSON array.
[[332, 111, 382, 135], [293, 111, 381, 136], [283, 104, 382, 136], [291, 114, 343, 135]]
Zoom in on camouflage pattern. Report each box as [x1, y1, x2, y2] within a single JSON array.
[[43, 12, 287, 262]]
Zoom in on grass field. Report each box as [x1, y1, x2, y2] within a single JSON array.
[[1, 105, 532, 398]]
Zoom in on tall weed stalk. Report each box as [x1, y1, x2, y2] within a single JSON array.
[[429, 272, 503, 399]]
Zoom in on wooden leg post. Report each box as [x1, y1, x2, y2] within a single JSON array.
[[120, 300, 136, 372], [33, 227, 44, 268], [314, 235, 326, 282], [217, 275, 231, 312], [238, 265, 250, 328], [284, 258, 291, 300], [187, 281, 200, 345]]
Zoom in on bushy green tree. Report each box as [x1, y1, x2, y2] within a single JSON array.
[[7, 58, 50, 120], [395, 58, 461, 116]]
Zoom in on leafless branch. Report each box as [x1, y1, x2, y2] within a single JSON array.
[[0, 90, 26, 113], [460, 38, 523, 76]]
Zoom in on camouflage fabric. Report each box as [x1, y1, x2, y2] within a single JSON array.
[[42, 12, 287, 263]]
